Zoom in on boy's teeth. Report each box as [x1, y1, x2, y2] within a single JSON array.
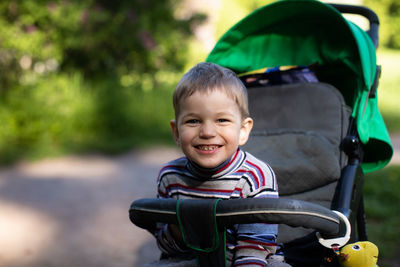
[[198, 145, 218, 151]]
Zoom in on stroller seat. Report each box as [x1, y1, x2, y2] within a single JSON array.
[[243, 81, 351, 244]]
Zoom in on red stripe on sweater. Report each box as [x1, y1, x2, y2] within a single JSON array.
[[237, 169, 260, 188], [216, 148, 240, 173], [246, 160, 266, 186]]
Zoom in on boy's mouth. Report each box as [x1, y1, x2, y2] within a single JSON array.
[[195, 145, 221, 151]]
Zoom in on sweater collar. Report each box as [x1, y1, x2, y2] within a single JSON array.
[[186, 148, 245, 179]]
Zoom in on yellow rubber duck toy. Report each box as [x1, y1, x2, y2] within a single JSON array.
[[338, 241, 379, 267]]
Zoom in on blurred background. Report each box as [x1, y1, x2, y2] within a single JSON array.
[[0, 0, 398, 266]]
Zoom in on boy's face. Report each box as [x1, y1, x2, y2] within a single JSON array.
[[170, 90, 253, 169]]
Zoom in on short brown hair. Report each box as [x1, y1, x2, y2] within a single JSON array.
[[173, 62, 249, 119]]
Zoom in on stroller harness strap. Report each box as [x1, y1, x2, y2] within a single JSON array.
[[176, 199, 226, 267], [176, 198, 222, 252]]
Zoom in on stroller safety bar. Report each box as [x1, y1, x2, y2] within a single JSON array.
[[130, 198, 351, 248]]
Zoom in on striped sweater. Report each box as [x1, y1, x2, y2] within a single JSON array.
[[155, 148, 279, 267]]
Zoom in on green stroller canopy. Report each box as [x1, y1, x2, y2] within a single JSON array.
[[206, 0, 393, 172]]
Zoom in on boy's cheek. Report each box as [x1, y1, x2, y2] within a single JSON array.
[[178, 127, 194, 138]]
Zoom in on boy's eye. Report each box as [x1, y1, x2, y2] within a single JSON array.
[[217, 118, 230, 123], [185, 119, 200, 124]]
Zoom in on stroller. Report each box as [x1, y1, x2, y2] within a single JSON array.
[[130, 0, 393, 266]]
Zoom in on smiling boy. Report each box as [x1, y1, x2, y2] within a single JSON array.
[[154, 62, 288, 266], [171, 88, 252, 169]]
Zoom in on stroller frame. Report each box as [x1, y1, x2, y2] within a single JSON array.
[[130, 1, 393, 266]]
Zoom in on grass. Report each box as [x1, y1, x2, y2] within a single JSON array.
[[377, 49, 400, 132], [0, 71, 178, 165], [365, 51, 400, 266], [364, 165, 400, 266]]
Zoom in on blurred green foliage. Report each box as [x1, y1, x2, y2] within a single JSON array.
[[214, 0, 272, 39], [365, 165, 400, 266], [0, 0, 204, 164], [376, 49, 400, 132], [0, 0, 203, 81], [364, 0, 400, 49], [0, 70, 182, 164]]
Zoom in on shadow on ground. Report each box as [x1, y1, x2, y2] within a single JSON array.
[[0, 147, 182, 267]]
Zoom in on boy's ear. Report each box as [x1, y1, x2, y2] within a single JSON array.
[[239, 117, 253, 146], [170, 119, 180, 145]]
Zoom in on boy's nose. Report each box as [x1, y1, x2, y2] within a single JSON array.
[[199, 121, 216, 138]]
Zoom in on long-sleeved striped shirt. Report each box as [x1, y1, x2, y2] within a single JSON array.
[[155, 148, 279, 266]]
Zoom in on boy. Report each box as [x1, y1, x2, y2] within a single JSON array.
[[154, 62, 288, 266]]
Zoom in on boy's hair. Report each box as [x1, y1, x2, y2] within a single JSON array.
[[173, 62, 249, 119]]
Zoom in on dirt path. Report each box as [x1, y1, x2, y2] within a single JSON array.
[[0, 136, 399, 267], [0, 147, 183, 267]]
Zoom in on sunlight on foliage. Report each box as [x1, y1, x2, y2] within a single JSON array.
[[215, 0, 273, 42], [363, 0, 400, 49]]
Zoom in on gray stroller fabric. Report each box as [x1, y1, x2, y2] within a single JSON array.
[[245, 131, 340, 196], [242, 82, 351, 243], [247, 82, 350, 151]]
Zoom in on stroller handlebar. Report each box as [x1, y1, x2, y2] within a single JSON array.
[[329, 3, 379, 49], [130, 198, 351, 248]]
